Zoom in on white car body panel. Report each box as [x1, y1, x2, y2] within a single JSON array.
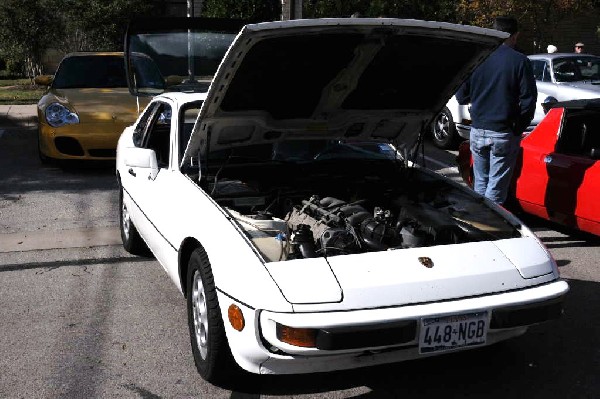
[[264, 258, 342, 304], [116, 19, 569, 378], [325, 239, 555, 310], [445, 95, 472, 139], [223, 279, 567, 374]]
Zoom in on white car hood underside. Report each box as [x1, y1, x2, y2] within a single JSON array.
[[182, 18, 507, 166]]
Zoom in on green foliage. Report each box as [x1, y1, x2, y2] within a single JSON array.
[[0, 80, 45, 105], [55, 0, 160, 52], [5, 60, 24, 76], [0, 0, 597, 80], [0, 0, 59, 77], [303, 0, 457, 20], [202, 0, 281, 21], [455, 0, 595, 52], [0, 0, 161, 77]]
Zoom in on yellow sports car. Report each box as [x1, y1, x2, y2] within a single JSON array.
[[35, 52, 150, 162]]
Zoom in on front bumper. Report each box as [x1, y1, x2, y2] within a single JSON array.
[[38, 121, 131, 160], [220, 280, 568, 375]]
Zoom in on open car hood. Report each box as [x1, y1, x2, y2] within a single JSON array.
[[185, 19, 506, 163], [125, 18, 507, 162]]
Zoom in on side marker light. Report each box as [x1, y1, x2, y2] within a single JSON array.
[[228, 304, 245, 331]]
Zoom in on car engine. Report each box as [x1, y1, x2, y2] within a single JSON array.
[[283, 194, 494, 259], [206, 161, 520, 263]]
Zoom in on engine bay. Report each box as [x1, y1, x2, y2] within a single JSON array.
[[200, 157, 521, 262]]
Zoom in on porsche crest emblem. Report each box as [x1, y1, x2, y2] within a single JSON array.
[[418, 257, 434, 268]]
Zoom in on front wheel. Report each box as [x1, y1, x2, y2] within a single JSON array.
[[431, 106, 458, 149], [119, 185, 150, 256], [187, 248, 237, 384], [38, 130, 51, 164]]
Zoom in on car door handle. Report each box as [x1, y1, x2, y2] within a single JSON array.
[[128, 168, 136, 177]]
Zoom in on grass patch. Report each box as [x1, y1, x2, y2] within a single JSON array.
[[0, 79, 45, 104]]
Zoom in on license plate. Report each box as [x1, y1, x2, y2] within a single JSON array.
[[419, 312, 488, 354]]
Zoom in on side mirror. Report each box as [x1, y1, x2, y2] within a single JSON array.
[[34, 75, 53, 86], [124, 147, 159, 180], [590, 148, 600, 160]]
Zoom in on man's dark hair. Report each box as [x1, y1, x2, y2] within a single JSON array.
[[493, 16, 519, 35]]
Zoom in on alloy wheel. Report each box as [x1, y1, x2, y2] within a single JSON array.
[[192, 270, 209, 359], [121, 201, 131, 240], [433, 111, 450, 142]]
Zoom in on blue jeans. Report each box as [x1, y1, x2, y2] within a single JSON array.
[[469, 127, 520, 205]]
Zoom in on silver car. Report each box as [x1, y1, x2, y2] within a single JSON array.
[[529, 53, 600, 102]]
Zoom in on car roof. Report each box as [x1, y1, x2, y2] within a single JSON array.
[[528, 53, 600, 60]]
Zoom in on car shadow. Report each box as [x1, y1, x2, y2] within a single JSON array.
[[516, 212, 600, 248], [0, 126, 117, 195]]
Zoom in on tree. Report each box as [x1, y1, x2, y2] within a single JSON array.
[[202, 0, 281, 21], [302, 0, 458, 20], [0, 0, 60, 79], [55, 0, 161, 53], [455, 0, 595, 52], [0, 0, 161, 78]]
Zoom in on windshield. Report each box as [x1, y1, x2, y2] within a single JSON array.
[[53, 55, 127, 89], [553, 56, 600, 82], [128, 31, 237, 94], [208, 140, 398, 165]]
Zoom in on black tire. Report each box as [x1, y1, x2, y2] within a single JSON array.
[[187, 248, 237, 384], [431, 106, 458, 149], [119, 185, 150, 256], [38, 130, 51, 164]]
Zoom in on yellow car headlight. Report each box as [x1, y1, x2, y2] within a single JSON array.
[[45, 102, 79, 127]]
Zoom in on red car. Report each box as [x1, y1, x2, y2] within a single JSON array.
[[457, 99, 600, 236]]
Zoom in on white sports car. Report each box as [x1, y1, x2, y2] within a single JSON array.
[[116, 18, 569, 384]]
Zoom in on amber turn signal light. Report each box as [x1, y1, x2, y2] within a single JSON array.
[[276, 323, 317, 348], [228, 304, 245, 331]]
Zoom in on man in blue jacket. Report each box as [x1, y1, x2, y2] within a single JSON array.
[[456, 16, 537, 205]]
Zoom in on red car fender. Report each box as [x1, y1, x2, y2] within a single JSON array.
[[457, 140, 474, 187]]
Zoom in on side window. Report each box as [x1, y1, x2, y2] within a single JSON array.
[[133, 104, 157, 147], [556, 114, 600, 157], [142, 103, 172, 168], [553, 60, 580, 82], [179, 101, 203, 164], [542, 62, 552, 82], [531, 60, 545, 81]]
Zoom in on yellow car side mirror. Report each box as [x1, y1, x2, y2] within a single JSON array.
[[34, 75, 54, 86]]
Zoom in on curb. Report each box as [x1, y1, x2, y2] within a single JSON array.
[[0, 104, 38, 128]]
